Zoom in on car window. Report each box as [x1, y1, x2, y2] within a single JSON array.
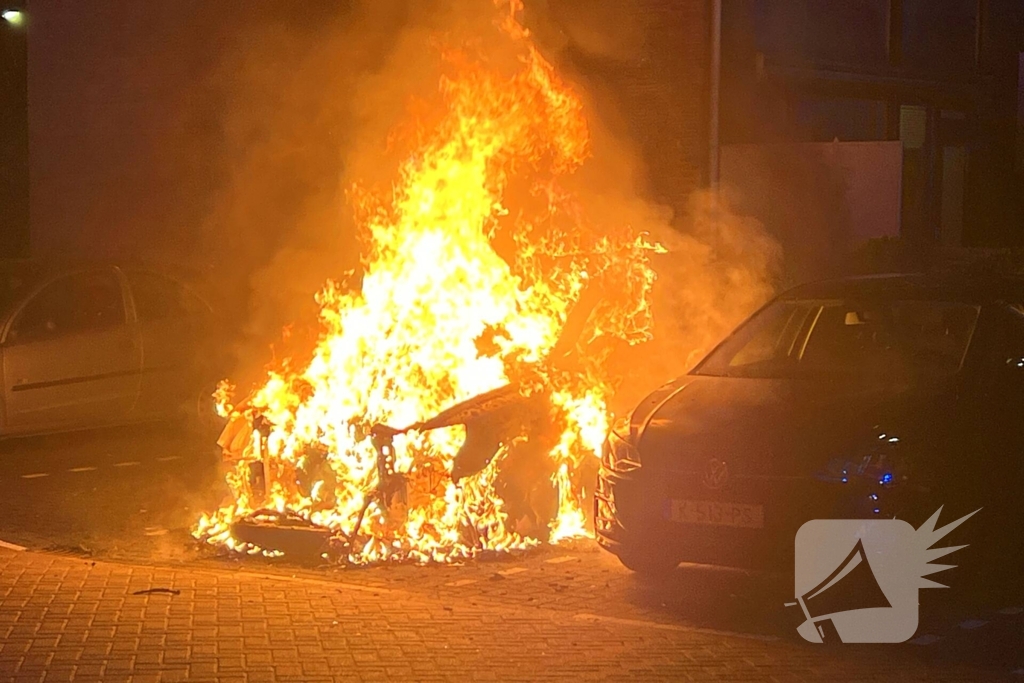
[[801, 301, 976, 373], [694, 298, 979, 379], [124, 270, 193, 322], [725, 302, 817, 370], [0, 264, 43, 316], [8, 270, 126, 343]]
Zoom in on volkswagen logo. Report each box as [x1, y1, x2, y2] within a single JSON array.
[[702, 458, 730, 490]]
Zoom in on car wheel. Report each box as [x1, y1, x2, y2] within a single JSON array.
[[615, 546, 679, 577]]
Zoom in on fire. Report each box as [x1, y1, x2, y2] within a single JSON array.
[[195, 1, 662, 564]]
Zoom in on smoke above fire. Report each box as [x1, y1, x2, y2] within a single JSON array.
[[193, 0, 781, 562], [198, 0, 780, 396]]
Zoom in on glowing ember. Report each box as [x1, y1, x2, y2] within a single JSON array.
[[195, 0, 662, 564]]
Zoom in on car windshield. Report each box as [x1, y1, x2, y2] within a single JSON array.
[[693, 298, 980, 379]]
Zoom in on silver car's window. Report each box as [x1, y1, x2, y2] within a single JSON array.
[[0, 265, 42, 316], [125, 271, 190, 322], [694, 299, 980, 379], [8, 271, 125, 343]]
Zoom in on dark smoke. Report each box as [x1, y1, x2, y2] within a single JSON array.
[[30, 0, 782, 406]]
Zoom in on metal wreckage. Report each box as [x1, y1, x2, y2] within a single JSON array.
[[215, 283, 609, 563]]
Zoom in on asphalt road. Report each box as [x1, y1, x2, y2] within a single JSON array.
[[0, 423, 223, 561], [1, 425, 1023, 680]]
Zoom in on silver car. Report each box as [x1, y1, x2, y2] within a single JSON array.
[[0, 260, 225, 437]]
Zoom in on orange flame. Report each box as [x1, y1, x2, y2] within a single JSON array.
[[196, 1, 661, 563]]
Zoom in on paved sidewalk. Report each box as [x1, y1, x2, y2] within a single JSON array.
[[0, 548, 1006, 682]]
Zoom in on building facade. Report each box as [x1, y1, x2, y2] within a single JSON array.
[[543, 0, 1023, 278], [720, 0, 1024, 252]]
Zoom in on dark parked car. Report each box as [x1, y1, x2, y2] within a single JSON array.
[[0, 260, 229, 437], [596, 273, 1024, 578]]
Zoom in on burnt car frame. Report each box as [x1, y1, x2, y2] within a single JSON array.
[[0, 260, 228, 438], [596, 273, 1024, 578]]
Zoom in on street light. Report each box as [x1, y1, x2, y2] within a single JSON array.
[[2, 9, 24, 27]]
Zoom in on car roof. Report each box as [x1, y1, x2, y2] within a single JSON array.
[[780, 272, 1024, 305], [0, 258, 216, 315], [0, 257, 207, 283]]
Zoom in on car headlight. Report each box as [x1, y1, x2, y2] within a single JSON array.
[[604, 422, 641, 473]]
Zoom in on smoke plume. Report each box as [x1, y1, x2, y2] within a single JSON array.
[[27, 1, 785, 402], [192, 0, 783, 403]]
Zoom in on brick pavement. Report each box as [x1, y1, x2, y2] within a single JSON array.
[[0, 547, 1009, 682]]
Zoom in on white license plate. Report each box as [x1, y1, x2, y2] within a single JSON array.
[[667, 500, 764, 529]]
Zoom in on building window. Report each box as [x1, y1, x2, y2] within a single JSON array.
[[900, 105, 930, 241], [753, 0, 889, 68], [940, 145, 967, 246], [804, 0, 888, 67], [902, 0, 978, 74], [899, 105, 928, 150], [794, 97, 887, 141]]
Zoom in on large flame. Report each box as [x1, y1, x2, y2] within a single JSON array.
[[196, 1, 661, 564]]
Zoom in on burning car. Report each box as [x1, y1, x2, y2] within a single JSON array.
[[597, 272, 1024, 577]]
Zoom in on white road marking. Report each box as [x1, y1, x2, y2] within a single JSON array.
[[143, 528, 168, 537], [544, 556, 576, 564], [67, 466, 98, 473], [112, 461, 141, 468], [0, 539, 26, 551], [573, 613, 779, 642], [999, 607, 1023, 615], [21, 473, 49, 479], [156, 456, 182, 462], [908, 634, 943, 645], [445, 579, 478, 587], [496, 567, 528, 577]]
